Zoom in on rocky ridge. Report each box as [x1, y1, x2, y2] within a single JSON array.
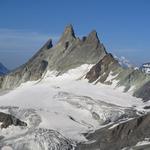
[[85, 54, 150, 101], [0, 25, 150, 100], [76, 113, 150, 150], [85, 53, 150, 101], [0, 25, 107, 89]]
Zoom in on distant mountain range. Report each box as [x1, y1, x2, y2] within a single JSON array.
[[0, 62, 9, 75], [114, 55, 133, 68]]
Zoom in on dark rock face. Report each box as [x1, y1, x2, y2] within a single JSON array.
[[76, 113, 150, 150], [86, 53, 119, 83], [0, 112, 27, 128], [0, 25, 107, 89], [0, 77, 3, 88], [40, 38, 53, 50], [134, 81, 150, 102], [140, 62, 150, 74]]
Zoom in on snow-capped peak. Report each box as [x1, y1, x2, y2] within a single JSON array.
[[114, 55, 133, 68]]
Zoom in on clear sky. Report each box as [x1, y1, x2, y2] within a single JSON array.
[[0, 0, 150, 69]]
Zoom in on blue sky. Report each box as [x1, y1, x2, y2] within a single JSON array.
[[0, 0, 150, 69]]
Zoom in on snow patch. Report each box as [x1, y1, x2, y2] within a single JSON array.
[[1, 146, 13, 150], [136, 138, 150, 146]]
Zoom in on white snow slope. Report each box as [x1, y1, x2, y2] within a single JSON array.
[[0, 64, 146, 149]]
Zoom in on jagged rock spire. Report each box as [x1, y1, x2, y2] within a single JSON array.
[[58, 24, 76, 44], [41, 38, 53, 50], [85, 30, 100, 44], [1, 25, 109, 89]]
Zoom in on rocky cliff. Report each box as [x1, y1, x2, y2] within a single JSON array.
[[86, 53, 120, 83], [77, 113, 150, 150], [85, 53, 150, 101]]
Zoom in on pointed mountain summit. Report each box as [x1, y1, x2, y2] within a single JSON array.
[[47, 25, 107, 72], [85, 30, 100, 44], [41, 38, 53, 50], [0, 25, 107, 89], [58, 24, 76, 44]]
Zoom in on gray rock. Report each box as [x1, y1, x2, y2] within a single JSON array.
[[0, 112, 27, 128], [76, 113, 150, 150], [0, 39, 52, 89], [0, 25, 107, 89], [85, 53, 150, 101], [86, 53, 119, 83], [134, 81, 150, 102], [58, 24, 76, 44], [117, 69, 150, 92]]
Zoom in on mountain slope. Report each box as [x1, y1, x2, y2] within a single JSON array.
[[0, 25, 149, 100], [134, 81, 150, 102], [85, 53, 150, 101], [77, 113, 150, 150], [0, 25, 107, 89], [86, 53, 120, 83]]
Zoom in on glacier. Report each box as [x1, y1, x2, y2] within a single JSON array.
[[0, 64, 147, 150]]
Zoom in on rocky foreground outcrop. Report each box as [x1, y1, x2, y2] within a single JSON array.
[[0, 112, 27, 128], [76, 113, 150, 150]]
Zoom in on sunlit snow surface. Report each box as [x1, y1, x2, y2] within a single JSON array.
[[0, 64, 146, 149]]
